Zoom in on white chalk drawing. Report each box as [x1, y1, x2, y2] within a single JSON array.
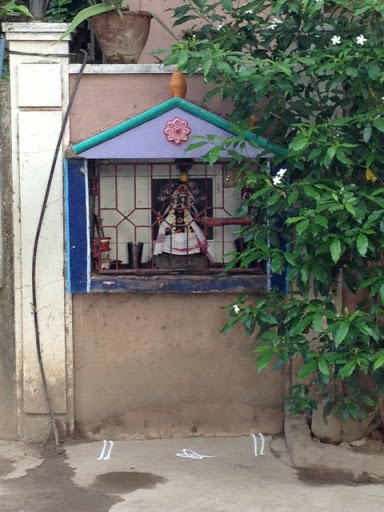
[[97, 440, 114, 460], [176, 449, 215, 460], [251, 433, 265, 456]]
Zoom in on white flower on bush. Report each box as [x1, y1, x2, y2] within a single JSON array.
[[268, 17, 282, 30], [272, 167, 287, 186], [331, 35, 341, 45], [356, 34, 367, 46], [233, 304, 240, 314], [272, 176, 282, 185]]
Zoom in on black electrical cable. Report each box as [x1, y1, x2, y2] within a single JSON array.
[[31, 49, 88, 445]]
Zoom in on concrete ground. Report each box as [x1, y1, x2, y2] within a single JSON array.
[[0, 435, 383, 511]]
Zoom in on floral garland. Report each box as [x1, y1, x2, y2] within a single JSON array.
[[166, 208, 194, 234]]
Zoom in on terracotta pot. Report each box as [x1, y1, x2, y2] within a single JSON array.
[[92, 11, 152, 64]]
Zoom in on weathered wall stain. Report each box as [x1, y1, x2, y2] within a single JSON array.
[[0, 81, 17, 439]]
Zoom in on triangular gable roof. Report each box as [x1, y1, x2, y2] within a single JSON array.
[[72, 97, 287, 159]]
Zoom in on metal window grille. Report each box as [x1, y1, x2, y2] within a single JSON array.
[[89, 160, 265, 275]]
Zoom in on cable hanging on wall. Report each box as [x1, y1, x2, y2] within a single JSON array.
[[31, 49, 88, 445]]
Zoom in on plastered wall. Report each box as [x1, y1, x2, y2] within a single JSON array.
[[73, 293, 284, 439], [69, 71, 233, 144]]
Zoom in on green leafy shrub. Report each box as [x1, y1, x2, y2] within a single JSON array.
[[162, 0, 384, 423]]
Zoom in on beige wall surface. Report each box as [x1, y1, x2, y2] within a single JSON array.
[[69, 73, 232, 144], [73, 293, 284, 439]]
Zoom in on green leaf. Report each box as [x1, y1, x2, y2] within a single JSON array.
[[284, 252, 296, 266], [296, 219, 310, 235], [258, 310, 278, 324], [346, 67, 358, 78], [286, 216, 304, 225], [312, 313, 323, 333], [290, 135, 309, 152], [368, 62, 380, 80], [339, 360, 356, 379], [287, 189, 299, 206], [217, 61, 232, 74], [363, 125, 372, 143], [326, 146, 337, 164], [345, 203, 356, 216], [13, 4, 32, 16], [359, 276, 378, 289], [271, 252, 284, 273], [303, 185, 320, 200], [318, 358, 330, 377], [315, 215, 328, 228], [357, 233, 368, 257], [373, 355, 384, 371], [330, 238, 342, 264], [298, 360, 317, 381], [220, 316, 241, 333], [334, 321, 349, 348], [257, 349, 274, 372], [202, 59, 213, 76], [185, 141, 209, 151], [308, 148, 322, 161], [373, 118, 384, 133], [173, 4, 191, 17], [220, 0, 233, 11], [176, 50, 190, 68], [291, 316, 313, 336], [205, 145, 222, 165], [355, 321, 373, 337], [275, 63, 292, 76]]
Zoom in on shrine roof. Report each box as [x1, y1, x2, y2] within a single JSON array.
[[71, 97, 287, 159]]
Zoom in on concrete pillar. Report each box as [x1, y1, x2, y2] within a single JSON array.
[[3, 23, 73, 441]]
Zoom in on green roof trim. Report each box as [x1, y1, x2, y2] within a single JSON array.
[[72, 97, 287, 157]]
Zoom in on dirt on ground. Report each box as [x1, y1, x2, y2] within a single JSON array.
[[349, 438, 384, 455]]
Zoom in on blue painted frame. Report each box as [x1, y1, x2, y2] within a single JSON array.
[[64, 158, 280, 294], [65, 159, 90, 293]]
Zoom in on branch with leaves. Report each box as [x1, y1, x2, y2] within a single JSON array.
[[163, 0, 384, 425]]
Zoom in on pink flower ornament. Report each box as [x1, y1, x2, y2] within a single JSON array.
[[164, 117, 191, 145]]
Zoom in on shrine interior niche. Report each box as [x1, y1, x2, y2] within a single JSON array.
[[90, 158, 265, 276]]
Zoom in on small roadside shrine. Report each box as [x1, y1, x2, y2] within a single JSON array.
[[66, 87, 286, 294], [2, 21, 286, 441]]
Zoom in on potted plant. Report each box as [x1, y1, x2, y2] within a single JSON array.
[[59, 0, 176, 63]]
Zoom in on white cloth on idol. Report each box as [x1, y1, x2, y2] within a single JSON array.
[[154, 212, 213, 262]]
